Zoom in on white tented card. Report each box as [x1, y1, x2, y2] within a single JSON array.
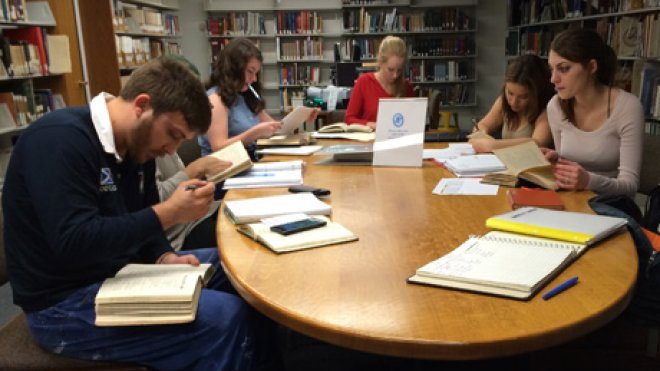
[[373, 98, 427, 167]]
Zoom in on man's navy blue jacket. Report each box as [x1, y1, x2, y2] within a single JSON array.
[[2, 105, 172, 312]]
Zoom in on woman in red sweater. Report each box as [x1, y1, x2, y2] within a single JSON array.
[[344, 36, 415, 129]]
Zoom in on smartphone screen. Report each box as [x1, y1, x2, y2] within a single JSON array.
[[270, 218, 327, 235]]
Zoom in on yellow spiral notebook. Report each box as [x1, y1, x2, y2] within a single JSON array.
[[485, 207, 627, 245]]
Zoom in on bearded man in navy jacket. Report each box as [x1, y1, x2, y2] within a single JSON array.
[[2, 58, 268, 371]]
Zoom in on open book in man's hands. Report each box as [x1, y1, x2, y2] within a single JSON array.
[[318, 122, 374, 134], [206, 141, 253, 183], [95, 263, 215, 326], [484, 141, 557, 189]]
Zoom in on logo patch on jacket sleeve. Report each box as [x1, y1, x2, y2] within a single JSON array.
[[100, 167, 117, 192]]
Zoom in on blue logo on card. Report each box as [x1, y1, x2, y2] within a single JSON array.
[[392, 113, 404, 128]]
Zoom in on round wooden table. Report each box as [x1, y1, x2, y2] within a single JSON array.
[[216, 142, 637, 360]]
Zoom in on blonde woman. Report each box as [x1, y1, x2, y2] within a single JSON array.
[[344, 36, 414, 129]]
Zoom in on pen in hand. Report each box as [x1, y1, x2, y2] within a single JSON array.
[[185, 184, 200, 191], [542, 276, 579, 300]]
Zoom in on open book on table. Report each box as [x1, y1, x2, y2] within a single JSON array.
[[257, 133, 316, 146], [486, 207, 627, 245], [408, 231, 587, 300], [95, 263, 214, 326], [223, 160, 304, 189], [205, 141, 253, 183], [237, 215, 358, 253], [318, 122, 374, 134], [485, 141, 557, 189], [223, 193, 332, 224]]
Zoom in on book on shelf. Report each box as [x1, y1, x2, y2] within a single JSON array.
[[3, 26, 48, 75], [206, 141, 253, 183], [408, 231, 587, 300], [257, 133, 316, 147], [486, 207, 627, 245], [507, 188, 565, 210], [95, 263, 215, 326], [317, 122, 374, 134], [237, 215, 358, 253], [487, 141, 557, 190], [223, 160, 304, 189], [223, 193, 332, 224]]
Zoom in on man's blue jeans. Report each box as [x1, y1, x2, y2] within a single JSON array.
[[25, 248, 261, 370]]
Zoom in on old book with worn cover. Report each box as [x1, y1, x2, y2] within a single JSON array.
[[507, 188, 564, 210], [237, 216, 358, 253], [95, 263, 214, 326], [206, 141, 253, 183], [491, 141, 557, 190]]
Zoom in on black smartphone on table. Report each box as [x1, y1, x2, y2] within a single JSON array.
[[270, 218, 327, 236]]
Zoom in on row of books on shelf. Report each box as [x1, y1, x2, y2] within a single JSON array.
[[279, 64, 321, 85], [0, 27, 71, 77], [275, 10, 324, 35], [516, 14, 660, 58], [115, 35, 181, 68], [340, 36, 475, 61], [411, 37, 475, 57], [509, 0, 660, 26], [279, 89, 304, 111], [277, 37, 324, 61], [408, 60, 472, 83], [0, 87, 63, 129], [632, 60, 660, 118], [0, 0, 27, 22], [207, 12, 266, 37], [113, 3, 180, 36], [419, 85, 472, 106], [343, 8, 473, 34], [209, 38, 260, 64]]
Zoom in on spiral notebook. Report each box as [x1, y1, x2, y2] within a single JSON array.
[[408, 231, 587, 300]]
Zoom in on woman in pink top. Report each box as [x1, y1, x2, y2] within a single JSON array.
[[344, 36, 415, 129], [545, 29, 644, 196]]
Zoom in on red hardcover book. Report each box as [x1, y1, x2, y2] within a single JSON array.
[[506, 188, 565, 210], [3, 26, 48, 75]]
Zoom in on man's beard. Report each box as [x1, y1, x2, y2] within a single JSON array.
[[126, 115, 154, 163]]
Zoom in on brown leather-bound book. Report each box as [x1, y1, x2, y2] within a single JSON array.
[[507, 188, 564, 210]]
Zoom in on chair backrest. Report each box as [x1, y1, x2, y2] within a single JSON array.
[[640, 134, 660, 195], [177, 137, 202, 166]]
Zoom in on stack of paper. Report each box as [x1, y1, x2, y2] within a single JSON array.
[[444, 154, 506, 177], [223, 193, 332, 224], [223, 160, 304, 189], [423, 143, 475, 162], [256, 145, 323, 156]]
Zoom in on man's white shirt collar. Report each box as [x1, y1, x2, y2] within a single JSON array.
[[90, 92, 123, 163]]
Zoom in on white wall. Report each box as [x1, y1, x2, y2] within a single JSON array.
[[179, 0, 211, 82]]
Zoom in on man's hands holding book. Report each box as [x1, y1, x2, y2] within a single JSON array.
[[153, 180, 215, 229]]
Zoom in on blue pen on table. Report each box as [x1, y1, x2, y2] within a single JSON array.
[[542, 276, 579, 300]]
